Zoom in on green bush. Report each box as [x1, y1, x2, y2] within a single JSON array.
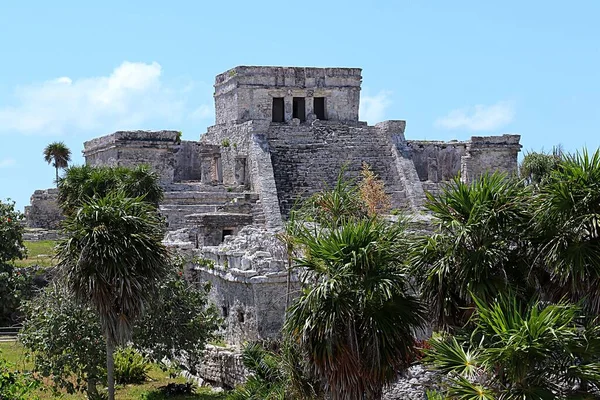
[[114, 347, 150, 384], [0, 352, 39, 400]]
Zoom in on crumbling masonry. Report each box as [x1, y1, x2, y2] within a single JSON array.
[[26, 66, 521, 364]]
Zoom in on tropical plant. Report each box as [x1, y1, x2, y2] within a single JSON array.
[[295, 167, 366, 229], [133, 263, 221, 375], [56, 191, 171, 400], [532, 149, 600, 315], [57, 164, 163, 215], [21, 265, 220, 398], [285, 217, 426, 400], [43, 141, 71, 182], [424, 295, 600, 399], [520, 146, 563, 186], [114, 347, 151, 384], [0, 352, 39, 400], [358, 162, 391, 217], [0, 199, 26, 263], [20, 283, 106, 397], [410, 173, 535, 330], [228, 341, 324, 400]]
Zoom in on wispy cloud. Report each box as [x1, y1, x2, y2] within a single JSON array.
[[190, 104, 213, 120], [360, 90, 392, 124], [0, 61, 205, 135], [0, 158, 16, 168], [435, 101, 515, 131]]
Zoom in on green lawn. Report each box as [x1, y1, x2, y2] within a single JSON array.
[[12, 240, 57, 268], [0, 341, 227, 399]]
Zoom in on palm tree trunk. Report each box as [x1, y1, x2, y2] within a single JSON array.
[[55, 166, 59, 183], [106, 339, 115, 400]]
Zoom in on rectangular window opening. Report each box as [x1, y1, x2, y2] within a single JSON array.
[[272, 97, 284, 122], [222, 229, 234, 242], [293, 97, 306, 122], [314, 97, 326, 120]]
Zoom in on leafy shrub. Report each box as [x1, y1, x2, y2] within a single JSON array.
[[0, 352, 39, 400], [114, 347, 150, 384]]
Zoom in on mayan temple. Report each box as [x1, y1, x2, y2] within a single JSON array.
[[25, 65, 521, 386]]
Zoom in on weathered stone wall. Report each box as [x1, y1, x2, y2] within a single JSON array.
[[24, 189, 62, 229], [173, 140, 202, 182], [195, 345, 247, 389], [83, 130, 180, 183], [189, 226, 296, 345], [266, 120, 411, 217], [461, 134, 521, 182], [214, 66, 362, 124], [407, 140, 468, 183]]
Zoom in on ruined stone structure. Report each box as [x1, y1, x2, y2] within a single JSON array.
[[26, 66, 522, 353]]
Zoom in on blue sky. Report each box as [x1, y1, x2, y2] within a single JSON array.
[[1, 1, 599, 211]]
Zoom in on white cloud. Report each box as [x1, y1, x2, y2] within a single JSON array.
[[360, 90, 392, 124], [0, 61, 189, 135], [435, 101, 515, 131], [190, 104, 213, 120], [0, 158, 16, 168]]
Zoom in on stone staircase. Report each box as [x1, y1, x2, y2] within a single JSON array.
[[160, 181, 261, 231], [266, 124, 410, 216]]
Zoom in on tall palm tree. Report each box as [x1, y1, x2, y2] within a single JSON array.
[[43, 141, 71, 182], [284, 218, 425, 400], [56, 191, 171, 400], [410, 173, 535, 330], [57, 164, 163, 216]]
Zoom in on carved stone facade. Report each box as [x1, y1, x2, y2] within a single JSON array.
[[25, 66, 522, 348]]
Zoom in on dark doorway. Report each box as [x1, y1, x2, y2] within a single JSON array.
[[314, 97, 326, 120], [293, 97, 306, 121], [272, 97, 284, 122], [222, 229, 234, 242]]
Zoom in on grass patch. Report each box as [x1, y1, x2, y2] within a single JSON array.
[[0, 341, 226, 399], [12, 240, 57, 268]]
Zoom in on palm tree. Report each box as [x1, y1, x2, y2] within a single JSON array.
[[56, 191, 171, 400], [532, 149, 600, 314], [57, 164, 163, 216], [424, 294, 600, 399], [284, 218, 425, 400], [43, 141, 71, 182], [410, 173, 535, 330]]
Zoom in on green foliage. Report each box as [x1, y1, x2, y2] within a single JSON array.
[[410, 173, 535, 329], [43, 141, 71, 182], [294, 167, 366, 229], [228, 341, 324, 400], [424, 295, 600, 399], [519, 147, 563, 186], [134, 264, 222, 375], [57, 191, 171, 345], [532, 149, 600, 314], [0, 264, 42, 326], [57, 164, 163, 215], [19, 283, 106, 396], [0, 199, 26, 263], [221, 138, 230, 147], [20, 263, 220, 396], [114, 347, 150, 384], [195, 257, 215, 270], [176, 131, 183, 144], [0, 352, 39, 400], [285, 217, 425, 399]]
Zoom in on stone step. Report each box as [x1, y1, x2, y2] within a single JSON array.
[[160, 204, 219, 213]]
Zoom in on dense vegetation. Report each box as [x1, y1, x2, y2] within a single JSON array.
[[3, 149, 600, 399]]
